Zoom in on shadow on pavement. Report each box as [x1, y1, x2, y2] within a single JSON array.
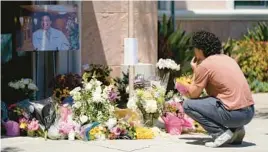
[[1, 147, 24, 152], [255, 112, 268, 119], [179, 137, 256, 148]]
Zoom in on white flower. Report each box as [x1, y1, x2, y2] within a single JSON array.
[[72, 92, 81, 101], [23, 79, 31, 85], [95, 80, 102, 87], [92, 90, 103, 103], [73, 101, 82, 109], [156, 58, 180, 71], [109, 105, 115, 113], [79, 115, 88, 124], [8, 82, 14, 88], [95, 133, 106, 141], [143, 100, 158, 113], [105, 118, 117, 130], [127, 97, 137, 110], [70, 87, 81, 95], [85, 83, 93, 90], [19, 83, 25, 89], [28, 83, 38, 91]]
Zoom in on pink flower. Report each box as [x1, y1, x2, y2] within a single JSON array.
[[19, 118, 28, 123], [175, 83, 189, 95], [59, 121, 74, 135], [111, 126, 121, 136], [27, 119, 39, 131]]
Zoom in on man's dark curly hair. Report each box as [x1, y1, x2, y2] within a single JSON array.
[[192, 31, 222, 57]]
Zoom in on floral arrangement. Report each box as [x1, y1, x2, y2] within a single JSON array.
[[70, 77, 118, 124], [156, 58, 181, 91], [114, 71, 129, 108], [82, 64, 112, 86], [8, 78, 38, 100], [127, 84, 166, 127], [105, 118, 136, 140], [49, 73, 82, 103], [18, 117, 44, 137], [156, 58, 180, 71]]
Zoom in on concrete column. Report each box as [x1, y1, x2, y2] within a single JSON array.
[[81, 1, 157, 77]]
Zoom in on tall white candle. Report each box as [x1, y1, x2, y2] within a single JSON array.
[[124, 38, 138, 65]]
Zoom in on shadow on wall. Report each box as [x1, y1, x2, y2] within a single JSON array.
[[81, 1, 106, 68]]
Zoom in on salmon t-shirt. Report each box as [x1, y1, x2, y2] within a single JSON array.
[[193, 54, 254, 110]]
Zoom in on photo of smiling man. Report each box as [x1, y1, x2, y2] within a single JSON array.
[[32, 13, 70, 51]]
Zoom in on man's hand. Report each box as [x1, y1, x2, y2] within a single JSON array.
[[191, 57, 198, 71]]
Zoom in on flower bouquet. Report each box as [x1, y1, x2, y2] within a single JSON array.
[[49, 73, 82, 104], [176, 75, 207, 98], [8, 78, 38, 100], [82, 64, 112, 86], [127, 84, 166, 127], [106, 118, 136, 140], [18, 118, 44, 137], [70, 77, 117, 125], [156, 58, 180, 90]]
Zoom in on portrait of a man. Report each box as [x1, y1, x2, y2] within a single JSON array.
[[32, 13, 70, 51]]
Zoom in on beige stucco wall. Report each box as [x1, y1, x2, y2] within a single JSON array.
[[175, 0, 229, 10], [81, 1, 157, 77], [177, 20, 268, 41]]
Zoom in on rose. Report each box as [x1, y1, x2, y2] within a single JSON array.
[[79, 115, 88, 124], [143, 100, 158, 113], [105, 118, 117, 130], [27, 119, 39, 131], [111, 126, 121, 136]]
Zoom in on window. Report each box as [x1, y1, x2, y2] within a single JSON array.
[[158, 1, 170, 10], [234, 0, 268, 9]]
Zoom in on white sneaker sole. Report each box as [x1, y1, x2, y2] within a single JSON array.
[[205, 130, 233, 148]]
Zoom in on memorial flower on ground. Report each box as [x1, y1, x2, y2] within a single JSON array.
[[71, 78, 116, 124], [127, 84, 166, 127], [8, 78, 38, 100]]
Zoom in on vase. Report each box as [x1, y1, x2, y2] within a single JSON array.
[[143, 113, 156, 127], [157, 69, 170, 91]]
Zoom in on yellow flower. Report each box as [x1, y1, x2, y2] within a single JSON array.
[[194, 121, 206, 133], [135, 127, 155, 139], [19, 122, 27, 129]]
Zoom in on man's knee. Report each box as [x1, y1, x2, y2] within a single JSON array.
[[183, 99, 194, 114]]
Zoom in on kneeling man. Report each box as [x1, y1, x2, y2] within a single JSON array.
[[182, 31, 255, 148]]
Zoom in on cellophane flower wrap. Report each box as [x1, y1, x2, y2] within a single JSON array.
[[127, 82, 166, 127], [70, 77, 116, 125]]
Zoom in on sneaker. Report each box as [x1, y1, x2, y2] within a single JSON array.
[[205, 129, 233, 148], [228, 127, 245, 145]]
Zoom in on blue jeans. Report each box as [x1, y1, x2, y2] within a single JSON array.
[[183, 97, 255, 135]]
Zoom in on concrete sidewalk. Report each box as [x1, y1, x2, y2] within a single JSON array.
[[2, 94, 268, 152]]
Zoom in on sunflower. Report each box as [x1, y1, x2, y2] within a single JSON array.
[[53, 88, 62, 101], [194, 121, 206, 133]]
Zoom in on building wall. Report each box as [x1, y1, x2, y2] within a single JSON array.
[[177, 20, 268, 41], [175, 0, 229, 10], [81, 1, 157, 77]]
